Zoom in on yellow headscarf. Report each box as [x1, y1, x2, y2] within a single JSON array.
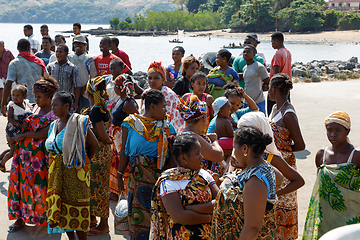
[[86, 76, 109, 114], [324, 111, 351, 130]]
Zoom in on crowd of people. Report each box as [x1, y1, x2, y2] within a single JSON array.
[[0, 22, 359, 240]]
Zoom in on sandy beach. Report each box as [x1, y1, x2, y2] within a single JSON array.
[[189, 29, 360, 43]]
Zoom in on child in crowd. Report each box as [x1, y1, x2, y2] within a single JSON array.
[[35, 35, 54, 66], [242, 44, 269, 114], [207, 49, 239, 99], [183, 71, 214, 120], [212, 96, 234, 152], [172, 55, 200, 96], [0, 84, 32, 172], [165, 46, 185, 88], [94, 37, 131, 76]]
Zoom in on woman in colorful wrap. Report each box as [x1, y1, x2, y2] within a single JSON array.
[[165, 46, 185, 88], [86, 76, 114, 236], [207, 49, 239, 100], [212, 126, 278, 240], [207, 82, 258, 134], [268, 73, 305, 240], [45, 91, 98, 240], [7, 76, 59, 232], [303, 112, 360, 240], [177, 95, 224, 175], [109, 74, 138, 201], [237, 111, 304, 196], [142, 61, 185, 133], [172, 55, 200, 97], [150, 134, 219, 239], [118, 89, 177, 239]]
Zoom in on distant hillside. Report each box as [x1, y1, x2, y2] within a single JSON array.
[[0, 0, 179, 23]]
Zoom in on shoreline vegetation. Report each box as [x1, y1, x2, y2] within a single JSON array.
[[62, 28, 360, 43]]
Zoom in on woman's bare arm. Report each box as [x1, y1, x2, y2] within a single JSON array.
[[162, 192, 212, 225], [86, 128, 98, 159], [93, 121, 112, 144], [240, 176, 268, 240], [284, 112, 305, 152]]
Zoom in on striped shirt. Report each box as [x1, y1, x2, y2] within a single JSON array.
[[46, 61, 81, 93]]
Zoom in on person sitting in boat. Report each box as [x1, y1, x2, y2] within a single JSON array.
[[207, 49, 239, 100]]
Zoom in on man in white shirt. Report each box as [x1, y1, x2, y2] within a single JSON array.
[[23, 25, 40, 54]]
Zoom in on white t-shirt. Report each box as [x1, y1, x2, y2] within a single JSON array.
[[160, 169, 215, 197], [243, 61, 269, 104]]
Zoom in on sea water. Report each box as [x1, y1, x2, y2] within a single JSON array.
[[1, 23, 360, 72]]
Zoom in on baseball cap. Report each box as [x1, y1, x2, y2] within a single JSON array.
[[212, 97, 229, 116]]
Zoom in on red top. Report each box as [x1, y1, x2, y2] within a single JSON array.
[[0, 48, 15, 79], [114, 49, 132, 69], [270, 47, 292, 81], [94, 53, 130, 76]]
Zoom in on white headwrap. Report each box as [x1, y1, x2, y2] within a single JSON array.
[[237, 111, 281, 156]]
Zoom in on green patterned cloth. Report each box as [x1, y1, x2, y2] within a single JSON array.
[[303, 163, 360, 239]]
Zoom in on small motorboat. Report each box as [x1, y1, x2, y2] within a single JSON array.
[[223, 43, 243, 49]]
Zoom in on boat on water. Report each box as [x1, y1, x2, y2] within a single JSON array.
[[169, 30, 184, 43], [223, 43, 243, 49]]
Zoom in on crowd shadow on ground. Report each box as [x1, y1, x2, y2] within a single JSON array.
[[4, 199, 119, 240], [295, 149, 311, 160]]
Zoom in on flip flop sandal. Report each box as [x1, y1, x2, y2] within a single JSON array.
[[87, 228, 110, 236], [8, 222, 25, 233]]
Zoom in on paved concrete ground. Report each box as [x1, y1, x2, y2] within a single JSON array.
[[0, 79, 360, 239]]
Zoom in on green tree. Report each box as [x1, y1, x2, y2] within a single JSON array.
[[323, 9, 342, 29], [218, 0, 242, 24], [109, 16, 120, 29], [277, 0, 324, 31], [125, 16, 132, 23], [339, 12, 360, 30], [230, 0, 274, 31], [187, 0, 208, 12]]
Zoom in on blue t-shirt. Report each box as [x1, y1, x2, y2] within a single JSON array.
[[207, 107, 252, 133], [208, 68, 239, 87], [45, 120, 65, 153], [122, 121, 176, 158]]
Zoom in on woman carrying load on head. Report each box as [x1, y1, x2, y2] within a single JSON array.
[[177, 95, 224, 175], [118, 89, 177, 239], [303, 112, 360, 240], [45, 91, 98, 240]]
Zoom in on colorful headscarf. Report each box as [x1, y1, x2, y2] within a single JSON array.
[[148, 61, 166, 79], [177, 95, 207, 122], [324, 111, 351, 130], [33, 78, 59, 98], [86, 76, 109, 114], [114, 74, 135, 98]]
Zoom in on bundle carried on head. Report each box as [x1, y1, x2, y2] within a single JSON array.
[[177, 95, 207, 123]]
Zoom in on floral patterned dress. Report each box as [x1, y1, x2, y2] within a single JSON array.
[[150, 167, 214, 240], [8, 111, 55, 225], [269, 103, 299, 240], [212, 164, 278, 240]]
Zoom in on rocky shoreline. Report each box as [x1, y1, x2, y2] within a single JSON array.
[[131, 55, 360, 89], [292, 56, 360, 82]]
